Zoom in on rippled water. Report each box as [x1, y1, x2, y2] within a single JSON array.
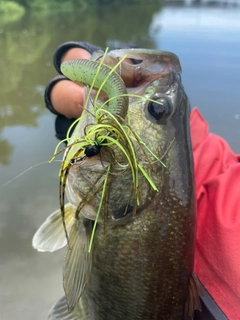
[[0, 2, 239, 319]]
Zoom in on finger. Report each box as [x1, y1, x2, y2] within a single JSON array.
[[50, 80, 84, 119], [61, 48, 91, 63], [49, 49, 91, 119]]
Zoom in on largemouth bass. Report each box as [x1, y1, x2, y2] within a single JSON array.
[[33, 49, 202, 319]]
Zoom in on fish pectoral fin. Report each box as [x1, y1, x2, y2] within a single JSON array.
[[48, 295, 86, 320], [63, 219, 93, 311], [184, 272, 203, 319], [32, 203, 75, 252]]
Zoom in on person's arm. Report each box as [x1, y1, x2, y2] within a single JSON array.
[[190, 108, 240, 320]]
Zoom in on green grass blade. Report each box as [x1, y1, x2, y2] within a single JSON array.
[[88, 164, 111, 252]]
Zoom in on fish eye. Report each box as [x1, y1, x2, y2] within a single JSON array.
[[85, 144, 101, 157], [147, 97, 172, 122]]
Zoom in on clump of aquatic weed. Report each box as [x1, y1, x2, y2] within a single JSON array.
[[49, 48, 166, 252]]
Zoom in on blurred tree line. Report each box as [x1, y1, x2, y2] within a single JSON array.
[[1, 0, 162, 12]]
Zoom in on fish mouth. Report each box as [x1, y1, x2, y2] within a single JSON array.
[[102, 48, 181, 88], [108, 48, 181, 73]]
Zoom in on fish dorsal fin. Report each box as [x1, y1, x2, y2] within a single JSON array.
[[184, 273, 203, 319], [63, 219, 92, 311], [32, 203, 75, 252], [48, 295, 86, 320]]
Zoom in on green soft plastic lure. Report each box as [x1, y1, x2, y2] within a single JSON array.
[[60, 59, 128, 119]]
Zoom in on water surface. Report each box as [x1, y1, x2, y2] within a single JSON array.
[[0, 2, 239, 319]]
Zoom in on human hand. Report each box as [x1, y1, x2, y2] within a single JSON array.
[[45, 42, 136, 121], [45, 42, 102, 119], [45, 42, 137, 140], [50, 48, 91, 119]]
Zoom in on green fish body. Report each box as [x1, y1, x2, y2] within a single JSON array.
[[33, 49, 201, 320]]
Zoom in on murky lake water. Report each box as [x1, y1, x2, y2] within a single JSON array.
[[0, 2, 239, 319]]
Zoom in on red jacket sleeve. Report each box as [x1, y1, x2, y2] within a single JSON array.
[[190, 108, 240, 319]]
